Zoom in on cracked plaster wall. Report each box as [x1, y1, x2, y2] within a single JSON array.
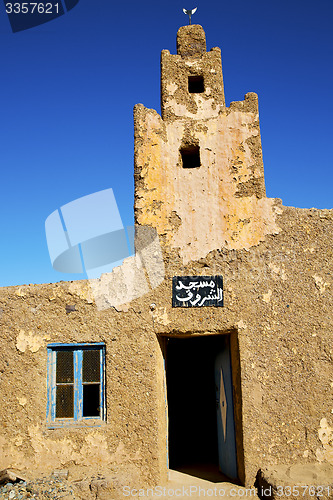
[[134, 26, 280, 265], [0, 281, 167, 488], [134, 100, 280, 265]]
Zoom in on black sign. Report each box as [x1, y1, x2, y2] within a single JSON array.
[[172, 276, 223, 308]]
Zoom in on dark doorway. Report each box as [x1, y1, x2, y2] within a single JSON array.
[[166, 335, 232, 476]]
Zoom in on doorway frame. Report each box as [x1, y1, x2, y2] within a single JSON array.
[[159, 330, 245, 485]]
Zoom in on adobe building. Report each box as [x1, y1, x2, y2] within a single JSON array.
[[0, 24, 332, 498]]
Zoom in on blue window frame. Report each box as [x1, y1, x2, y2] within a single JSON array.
[[47, 343, 105, 428]]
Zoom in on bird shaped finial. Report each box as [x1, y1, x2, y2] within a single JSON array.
[[183, 7, 197, 25]]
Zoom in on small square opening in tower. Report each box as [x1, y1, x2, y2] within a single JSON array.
[[180, 145, 201, 169], [188, 75, 204, 93]]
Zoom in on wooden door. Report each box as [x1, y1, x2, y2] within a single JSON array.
[[214, 340, 238, 479]]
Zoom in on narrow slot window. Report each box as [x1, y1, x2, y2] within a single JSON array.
[[180, 145, 201, 169], [188, 75, 204, 93]]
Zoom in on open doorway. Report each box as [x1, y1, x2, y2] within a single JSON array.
[[165, 334, 242, 483]]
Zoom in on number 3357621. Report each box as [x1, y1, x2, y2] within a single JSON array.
[[6, 3, 59, 14]]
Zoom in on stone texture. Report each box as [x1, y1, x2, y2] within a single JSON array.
[[177, 24, 207, 57], [256, 463, 333, 499]]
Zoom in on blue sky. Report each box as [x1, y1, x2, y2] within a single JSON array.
[[0, 0, 332, 287]]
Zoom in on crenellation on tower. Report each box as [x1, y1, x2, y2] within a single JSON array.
[[176, 24, 206, 57]]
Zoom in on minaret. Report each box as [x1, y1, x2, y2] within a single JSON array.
[[134, 25, 280, 266], [161, 24, 225, 121]]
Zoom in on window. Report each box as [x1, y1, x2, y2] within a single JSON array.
[[188, 75, 204, 93], [47, 343, 105, 427], [180, 145, 201, 169]]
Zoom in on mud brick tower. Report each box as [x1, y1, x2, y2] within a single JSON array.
[[134, 24, 280, 265]]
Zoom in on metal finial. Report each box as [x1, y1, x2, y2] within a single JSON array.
[[183, 7, 197, 25]]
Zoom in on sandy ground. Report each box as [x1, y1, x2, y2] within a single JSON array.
[[142, 467, 259, 500]]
